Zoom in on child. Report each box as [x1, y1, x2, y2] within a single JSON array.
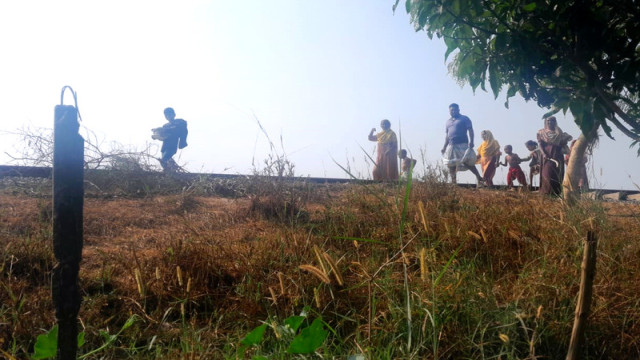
[[499, 145, 527, 189], [398, 149, 417, 181], [522, 140, 542, 189]]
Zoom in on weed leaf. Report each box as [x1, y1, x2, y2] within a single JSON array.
[[287, 318, 328, 354], [241, 323, 268, 346], [122, 314, 137, 330], [32, 325, 57, 360], [284, 315, 305, 332], [299, 306, 311, 317], [77, 331, 85, 348]]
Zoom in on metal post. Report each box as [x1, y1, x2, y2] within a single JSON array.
[[52, 87, 84, 360]]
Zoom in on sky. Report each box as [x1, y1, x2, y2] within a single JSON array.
[[0, 0, 638, 190]]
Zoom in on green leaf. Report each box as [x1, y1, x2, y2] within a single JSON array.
[[392, 0, 400, 13], [284, 316, 306, 332], [299, 305, 311, 317], [287, 318, 328, 354], [488, 61, 501, 99], [77, 331, 85, 348], [523, 3, 537, 11], [32, 325, 58, 360], [98, 330, 110, 342], [252, 356, 268, 360], [444, 36, 458, 61], [121, 314, 137, 331], [241, 323, 268, 346], [569, 100, 584, 122], [434, 240, 467, 286], [600, 120, 614, 139]]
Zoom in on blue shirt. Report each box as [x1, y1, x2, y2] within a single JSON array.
[[445, 115, 472, 144]]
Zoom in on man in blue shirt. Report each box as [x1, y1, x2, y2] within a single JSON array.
[[440, 103, 484, 185]]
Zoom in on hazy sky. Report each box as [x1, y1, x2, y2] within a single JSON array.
[[1, 0, 638, 189]]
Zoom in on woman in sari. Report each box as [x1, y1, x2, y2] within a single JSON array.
[[368, 119, 399, 181], [537, 116, 573, 196], [476, 130, 501, 186]]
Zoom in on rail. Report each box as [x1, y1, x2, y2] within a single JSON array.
[[1, 165, 639, 201]]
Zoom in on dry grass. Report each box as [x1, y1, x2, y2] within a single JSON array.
[[1, 178, 640, 359]]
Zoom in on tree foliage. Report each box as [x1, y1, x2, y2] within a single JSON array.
[[395, 0, 640, 153]]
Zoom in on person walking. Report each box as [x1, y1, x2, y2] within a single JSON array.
[[476, 130, 501, 187], [440, 103, 484, 185], [537, 116, 572, 196], [152, 107, 188, 171], [499, 145, 528, 190], [523, 140, 543, 189]]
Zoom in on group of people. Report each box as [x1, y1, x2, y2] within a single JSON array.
[[156, 104, 587, 196], [368, 103, 589, 196]]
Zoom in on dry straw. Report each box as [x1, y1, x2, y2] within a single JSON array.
[[480, 229, 488, 243], [418, 200, 428, 234], [134, 268, 144, 297], [272, 320, 281, 339], [467, 231, 482, 240], [419, 248, 428, 281], [314, 287, 321, 308], [176, 266, 183, 287], [269, 287, 278, 304], [299, 264, 331, 284], [313, 245, 329, 275], [277, 272, 285, 296], [323, 252, 344, 286]]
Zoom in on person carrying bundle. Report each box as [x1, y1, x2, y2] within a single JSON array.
[[152, 107, 188, 171]]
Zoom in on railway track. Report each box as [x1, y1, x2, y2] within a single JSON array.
[[1, 165, 639, 201]]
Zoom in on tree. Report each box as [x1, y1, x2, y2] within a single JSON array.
[[394, 0, 640, 201]]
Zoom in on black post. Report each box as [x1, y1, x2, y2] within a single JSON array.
[[52, 90, 84, 360]]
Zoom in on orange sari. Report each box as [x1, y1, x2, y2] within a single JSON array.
[[476, 131, 501, 186]]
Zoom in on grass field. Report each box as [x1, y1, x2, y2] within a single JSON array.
[[1, 174, 639, 359]]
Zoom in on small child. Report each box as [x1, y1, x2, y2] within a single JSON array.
[[499, 145, 527, 189], [522, 140, 542, 189], [398, 149, 417, 181]]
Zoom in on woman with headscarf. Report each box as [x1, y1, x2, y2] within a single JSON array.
[[476, 130, 501, 186], [537, 116, 573, 195], [368, 119, 399, 181]]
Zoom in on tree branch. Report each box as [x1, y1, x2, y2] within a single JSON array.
[[573, 59, 640, 135], [606, 114, 640, 141]]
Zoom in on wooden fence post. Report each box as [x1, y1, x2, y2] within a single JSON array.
[[52, 87, 84, 360], [566, 231, 598, 360]]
